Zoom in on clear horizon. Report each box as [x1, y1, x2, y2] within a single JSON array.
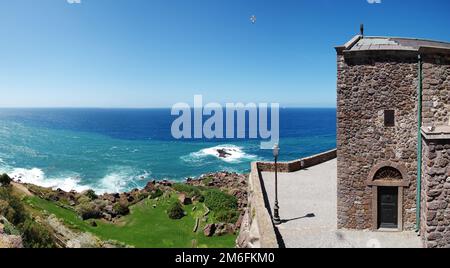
[[1, 0, 450, 108]]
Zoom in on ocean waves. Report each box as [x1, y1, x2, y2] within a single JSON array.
[[5, 167, 91, 193], [182, 144, 258, 164], [0, 162, 152, 195]]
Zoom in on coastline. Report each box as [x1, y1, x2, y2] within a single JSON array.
[[2, 170, 248, 248]]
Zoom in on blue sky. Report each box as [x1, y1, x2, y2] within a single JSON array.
[[0, 0, 449, 108]]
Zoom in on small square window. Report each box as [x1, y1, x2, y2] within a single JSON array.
[[384, 110, 395, 127]]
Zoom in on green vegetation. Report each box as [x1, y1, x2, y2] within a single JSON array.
[[0, 187, 56, 248], [202, 176, 214, 185], [75, 201, 102, 220], [204, 189, 239, 224], [113, 201, 130, 216], [25, 194, 236, 248], [0, 173, 12, 186], [167, 200, 185, 220], [84, 189, 98, 200], [1, 181, 239, 248], [149, 188, 163, 199], [214, 209, 240, 224], [0, 187, 27, 225], [172, 183, 204, 199], [21, 219, 55, 248], [204, 189, 238, 211]]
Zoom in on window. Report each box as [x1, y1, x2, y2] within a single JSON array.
[[384, 110, 395, 127]]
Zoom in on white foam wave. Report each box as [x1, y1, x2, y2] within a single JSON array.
[[91, 167, 144, 194], [186, 145, 257, 163], [8, 168, 90, 193]]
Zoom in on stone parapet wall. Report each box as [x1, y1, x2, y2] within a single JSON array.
[[257, 149, 337, 173], [237, 163, 279, 248]]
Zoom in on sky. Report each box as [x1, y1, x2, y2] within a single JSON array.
[[0, 0, 450, 108]]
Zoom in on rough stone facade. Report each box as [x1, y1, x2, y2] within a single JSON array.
[[421, 139, 450, 248], [422, 56, 450, 127], [336, 35, 450, 247], [337, 51, 419, 230]]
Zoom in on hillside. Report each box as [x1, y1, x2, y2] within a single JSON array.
[[0, 172, 248, 248]]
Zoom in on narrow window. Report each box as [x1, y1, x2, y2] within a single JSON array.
[[384, 110, 395, 127]]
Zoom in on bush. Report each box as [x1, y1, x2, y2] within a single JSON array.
[[2, 219, 20, 236], [202, 176, 214, 185], [203, 189, 238, 212], [21, 219, 55, 248], [167, 201, 185, 220], [75, 202, 101, 220], [149, 188, 163, 199], [84, 189, 98, 200], [214, 210, 240, 224], [0, 188, 27, 225], [0, 173, 12, 186], [113, 201, 130, 216]]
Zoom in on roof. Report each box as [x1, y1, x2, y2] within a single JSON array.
[[336, 35, 450, 54]]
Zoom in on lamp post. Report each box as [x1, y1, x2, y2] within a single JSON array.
[[273, 144, 281, 225]]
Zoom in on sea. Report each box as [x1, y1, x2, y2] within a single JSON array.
[[0, 108, 336, 194]]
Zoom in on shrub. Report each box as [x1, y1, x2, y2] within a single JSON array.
[[113, 201, 130, 216], [167, 201, 185, 220], [203, 189, 238, 212], [0, 173, 12, 186], [77, 195, 92, 205], [2, 219, 20, 236], [84, 189, 98, 200], [202, 176, 214, 185], [214, 210, 240, 224], [149, 188, 163, 199], [197, 195, 205, 203], [21, 219, 55, 248], [75, 202, 101, 220], [0, 188, 27, 225]]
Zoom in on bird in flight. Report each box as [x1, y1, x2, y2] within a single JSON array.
[[250, 15, 256, 24]]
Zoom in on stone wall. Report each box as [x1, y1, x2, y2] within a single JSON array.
[[337, 52, 419, 230], [422, 55, 450, 127], [421, 138, 450, 248], [257, 149, 337, 173], [236, 163, 279, 248]]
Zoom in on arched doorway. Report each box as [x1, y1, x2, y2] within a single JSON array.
[[366, 162, 410, 231]]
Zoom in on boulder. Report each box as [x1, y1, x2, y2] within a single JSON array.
[[203, 224, 216, 237], [0, 234, 23, 248], [178, 193, 192, 205], [102, 213, 112, 221], [214, 223, 235, 236], [145, 181, 156, 191]]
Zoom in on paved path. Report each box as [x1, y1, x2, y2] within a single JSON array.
[[261, 159, 422, 248]]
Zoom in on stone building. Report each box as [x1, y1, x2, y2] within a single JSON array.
[[336, 34, 450, 247]]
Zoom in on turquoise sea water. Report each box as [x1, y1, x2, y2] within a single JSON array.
[[0, 108, 336, 193]]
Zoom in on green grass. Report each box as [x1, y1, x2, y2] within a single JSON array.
[[24, 195, 236, 248]]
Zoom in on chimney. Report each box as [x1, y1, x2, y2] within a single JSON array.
[[360, 24, 364, 37]]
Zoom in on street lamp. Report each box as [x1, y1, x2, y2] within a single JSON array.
[[273, 144, 281, 225]]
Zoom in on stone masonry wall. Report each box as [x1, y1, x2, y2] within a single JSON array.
[[422, 56, 450, 127], [421, 139, 450, 248], [337, 52, 419, 230]]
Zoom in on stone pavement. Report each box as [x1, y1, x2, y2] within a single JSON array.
[[260, 159, 423, 248]]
